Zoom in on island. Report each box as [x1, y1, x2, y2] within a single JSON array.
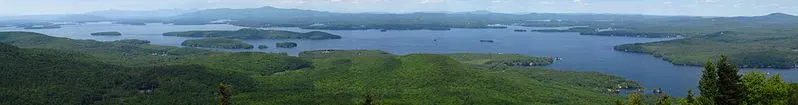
[[532, 27, 680, 38], [258, 45, 268, 49], [181, 38, 254, 49], [275, 42, 297, 48], [111, 39, 150, 44], [163, 28, 342, 40], [90, 31, 123, 36], [20, 25, 61, 29]]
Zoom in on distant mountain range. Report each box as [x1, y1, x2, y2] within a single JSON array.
[[1, 6, 796, 29]]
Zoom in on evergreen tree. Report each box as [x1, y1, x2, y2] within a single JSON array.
[[616, 99, 625, 105], [698, 60, 718, 101], [363, 93, 375, 105], [628, 93, 643, 105], [655, 95, 672, 105], [686, 90, 695, 104], [678, 98, 690, 105], [218, 83, 233, 105], [715, 56, 744, 105]]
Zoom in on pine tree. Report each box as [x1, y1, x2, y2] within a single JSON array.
[[363, 93, 375, 105], [628, 93, 643, 105], [715, 56, 744, 105], [218, 83, 232, 105], [686, 90, 695, 104], [656, 95, 672, 105], [698, 60, 718, 101]]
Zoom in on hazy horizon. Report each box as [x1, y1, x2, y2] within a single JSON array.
[[1, 0, 796, 17]]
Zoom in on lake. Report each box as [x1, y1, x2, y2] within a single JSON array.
[[2, 23, 796, 96]]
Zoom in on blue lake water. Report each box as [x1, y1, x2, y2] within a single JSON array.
[[2, 23, 796, 96]]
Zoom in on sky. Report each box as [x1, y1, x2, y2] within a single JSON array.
[[0, 0, 795, 17]]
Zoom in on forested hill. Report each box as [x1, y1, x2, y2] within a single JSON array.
[[0, 32, 639, 105]]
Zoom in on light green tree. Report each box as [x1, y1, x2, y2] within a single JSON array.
[[742, 72, 789, 105]]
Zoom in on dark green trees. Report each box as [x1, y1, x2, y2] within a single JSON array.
[[686, 90, 695, 104], [218, 83, 232, 105], [715, 56, 745, 105], [276, 42, 298, 48], [655, 95, 672, 105], [698, 56, 745, 105], [698, 60, 718, 104]]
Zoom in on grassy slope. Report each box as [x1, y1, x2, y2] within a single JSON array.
[[1, 32, 638, 105]]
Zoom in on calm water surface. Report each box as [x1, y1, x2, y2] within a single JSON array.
[[2, 23, 796, 96]]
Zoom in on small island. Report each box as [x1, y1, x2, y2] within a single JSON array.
[[163, 28, 342, 40], [112, 39, 151, 44], [258, 45, 269, 49], [275, 42, 298, 48], [91, 31, 123, 36], [181, 38, 254, 49]]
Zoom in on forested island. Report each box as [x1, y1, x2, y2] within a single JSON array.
[[275, 42, 297, 48], [163, 28, 342, 40], [111, 39, 150, 44], [90, 31, 122, 36], [1, 32, 651, 105], [181, 38, 254, 49], [532, 27, 680, 38]]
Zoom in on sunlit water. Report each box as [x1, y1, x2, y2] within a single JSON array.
[[2, 23, 795, 96]]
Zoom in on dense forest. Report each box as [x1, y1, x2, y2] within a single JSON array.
[[0, 32, 642, 105]]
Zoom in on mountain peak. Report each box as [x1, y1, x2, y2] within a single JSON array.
[[764, 13, 794, 17]]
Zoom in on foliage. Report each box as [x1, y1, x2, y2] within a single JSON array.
[[698, 61, 718, 101], [181, 38, 254, 49], [655, 95, 672, 105], [741, 72, 790, 105], [715, 56, 745, 105], [628, 93, 642, 105], [163, 28, 342, 40], [218, 83, 232, 105]]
